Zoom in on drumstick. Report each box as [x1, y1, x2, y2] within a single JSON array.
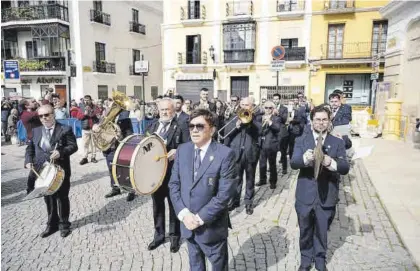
[[30, 166, 43, 180], [154, 155, 168, 162], [50, 143, 58, 164]]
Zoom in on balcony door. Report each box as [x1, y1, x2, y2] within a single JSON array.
[[328, 24, 344, 59], [186, 35, 201, 64], [95, 42, 106, 63], [231, 76, 249, 98], [188, 0, 200, 19], [372, 21, 388, 56]]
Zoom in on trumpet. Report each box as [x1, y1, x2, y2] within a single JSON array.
[[217, 107, 258, 141], [262, 114, 272, 127]]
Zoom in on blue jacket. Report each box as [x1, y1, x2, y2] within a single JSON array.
[[332, 104, 352, 127], [291, 132, 349, 207], [169, 141, 238, 243]]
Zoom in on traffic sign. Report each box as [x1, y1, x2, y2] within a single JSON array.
[[135, 60, 149, 73], [3, 60, 20, 84], [271, 45, 286, 60], [271, 60, 285, 71]]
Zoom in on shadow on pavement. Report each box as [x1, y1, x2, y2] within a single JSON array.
[[230, 226, 289, 269], [1, 176, 28, 198], [71, 170, 110, 186]]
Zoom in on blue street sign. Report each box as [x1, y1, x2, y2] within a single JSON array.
[[3, 60, 20, 83]]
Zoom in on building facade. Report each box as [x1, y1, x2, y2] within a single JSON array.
[[309, 0, 389, 108], [162, 0, 313, 103], [1, 0, 163, 102], [380, 1, 420, 121]]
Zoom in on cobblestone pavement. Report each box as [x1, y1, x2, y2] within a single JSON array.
[[1, 142, 418, 271]]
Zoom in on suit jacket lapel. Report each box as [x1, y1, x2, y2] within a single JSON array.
[[306, 131, 316, 150], [166, 120, 177, 144], [184, 142, 194, 190], [191, 141, 217, 189], [50, 123, 61, 148]]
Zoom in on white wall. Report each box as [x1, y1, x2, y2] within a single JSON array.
[[17, 31, 32, 58]]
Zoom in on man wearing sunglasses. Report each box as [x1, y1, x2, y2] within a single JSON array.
[[169, 108, 237, 271], [25, 105, 78, 238], [223, 97, 262, 215], [272, 94, 289, 175], [146, 98, 190, 253]]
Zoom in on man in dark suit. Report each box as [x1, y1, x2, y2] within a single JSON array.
[[173, 95, 190, 125], [192, 88, 216, 112], [291, 105, 350, 271], [146, 98, 190, 253], [99, 109, 136, 201], [288, 99, 307, 159], [25, 104, 78, 238], [272, 94, 289, 175], [329, 91, 352, 127], [224, 97, 261, 215], [169, 109, 237, 271], [256, 101, 281, 189]]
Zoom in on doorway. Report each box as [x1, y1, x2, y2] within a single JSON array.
[[55, 85, 67, 105]]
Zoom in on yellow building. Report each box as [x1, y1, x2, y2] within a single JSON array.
[[162, 0, 312, 103], [309, 0, 389, 108]]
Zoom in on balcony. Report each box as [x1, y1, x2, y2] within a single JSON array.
[[180, 5, 206, 26], [324, 0, 355, 14], [317, 42, 386, 64], [226, 1, 253, 21], [20, 57, 66, 75], [1, 4, 69, 25], [90, 10, 111, 26], [129, 21, 146, 35], [93, 61, 116, 74], [177, 51, 207, 72], [276, 0, 305, 19]]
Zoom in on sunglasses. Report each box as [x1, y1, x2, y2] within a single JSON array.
[[264, 107, 273, 109], [188, 123, 207, 131], [39, 113, 52, 118]]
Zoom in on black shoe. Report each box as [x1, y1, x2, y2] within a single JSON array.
[[228, 202, 239, 212], [148, 239, 165, 251], [255, 181, 267, 187], [105, 188, 121, 198], [270, 183, 277, 189], [40, 226, 58, 238], [126, 192, 135, 202], [91, 157, 98, 163], [282, 169, 287, 175], [245, 204, 253, 215], [170, 238, 180, 253], [79, 158, 88, 165], [60, 229, 71, 238]]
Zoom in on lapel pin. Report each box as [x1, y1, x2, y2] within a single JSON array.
[[327, 145, 331, 149], [209, 155, 214, 162]]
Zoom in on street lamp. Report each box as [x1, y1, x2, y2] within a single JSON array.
[[209, 45, 215, 61]]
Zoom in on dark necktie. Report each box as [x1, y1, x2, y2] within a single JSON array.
[[314, 135, 324, 180], [41, 128, 52, 152], [159, 122, 170, 138], [194, 148, 201, 179]]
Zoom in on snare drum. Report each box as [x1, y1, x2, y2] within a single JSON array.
[[24, 162, 65, 200], [112, 134, 168, 195]]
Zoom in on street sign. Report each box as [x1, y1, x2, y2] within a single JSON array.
[[371, 73, 379, 80], [135, 60, 149, 73], [270, 60, 285, 71], [271, 45, 286, 60], [3, 60, 20, 84]]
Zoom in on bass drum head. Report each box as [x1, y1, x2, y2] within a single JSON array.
[[131, 135, 168, 195]]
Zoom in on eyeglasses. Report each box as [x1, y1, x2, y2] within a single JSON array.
[[39, 113, 52, 118], [188, 123, 207, 131], [313, 118, 329, 123], [264, 107, 273, 109], [231, 100, 238, 102]]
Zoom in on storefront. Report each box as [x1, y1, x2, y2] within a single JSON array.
[[18, 75, 67, 100]]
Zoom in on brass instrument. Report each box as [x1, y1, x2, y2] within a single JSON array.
[[92, 91, 131, 151], [217, 107, 257, 141], [262, 114, 272, 127]]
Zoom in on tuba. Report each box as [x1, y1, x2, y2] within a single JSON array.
[[92, 91, 131, 151]]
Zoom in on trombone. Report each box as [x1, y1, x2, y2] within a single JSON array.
[[217, 107, 258, 141]]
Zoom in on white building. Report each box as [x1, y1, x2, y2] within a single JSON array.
[[1, 0, 163, 102]]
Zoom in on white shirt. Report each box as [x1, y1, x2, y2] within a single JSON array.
[[178, 139, 213, 226], [44, 124, 55, 137], [303, 131, 337, 171]]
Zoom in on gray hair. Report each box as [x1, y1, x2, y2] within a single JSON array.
[[157, 97, 176, 109]]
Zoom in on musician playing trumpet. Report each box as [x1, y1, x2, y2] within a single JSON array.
[[255, 101, 281, 189], [192, 88, 216, 112], [291, 105, 349, 271]]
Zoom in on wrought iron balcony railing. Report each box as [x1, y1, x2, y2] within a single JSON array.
[[129, 21, 146, 34], [224, 49, 255, 63], [1, 4, 69, 23], [90, 9, 111, 26], [226, 1, 253, 17], [19, 57, 66, 72], [180, 5, 206, 20], [177, 52, 208, 65], [276, 0, 305, 12], [93, 61, 116, 73], [284, 47, 306, 61], [320, 41, 386, 60], [324, 0, 355, 12]]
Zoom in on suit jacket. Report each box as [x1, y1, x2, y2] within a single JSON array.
[[288, 106, 307, 136], [332, 104, 352, 127], [223, 115, 262, 163], [290, 132, 350, 207], [256, 115, 281, 151], [169, 141, 238, 243], [192, 102, 216, 112], [174, 111, 190, 139], [276, 105, 289, 139], [25, 122, 78, 176]]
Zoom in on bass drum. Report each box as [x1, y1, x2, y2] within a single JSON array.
[[111, 134, 168, 195]]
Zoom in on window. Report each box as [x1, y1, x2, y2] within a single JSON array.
[[281, 38, 298, 48], [188, 0, 200, 19], [22, 85, 31, 97], [95, 42, 106, 62], [372, 21, 388, 56], [117, 85, 126, 94], [132, 8, 139, 23], [223, 22, 256, 50], [186, 35, 201, 64], [327, 24, 344, 58], [132, 49, 141, 64], [93, 0, 102, 11], [134, 86, 143, 100], [25, 41, 38, 59], [98, 85, 108, 100], [151, 86, 158, 100]]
